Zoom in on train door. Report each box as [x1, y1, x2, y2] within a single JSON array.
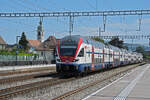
[[102, 48, 105, 68], [78, 48, 84, 63], [91, 46, 95, 71], [108, 47, 111, 66], [84, 45, 87, 62], [113, 51, 115, 67]]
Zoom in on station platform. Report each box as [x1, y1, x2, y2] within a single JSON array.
[[0, 64, 56, 71], [82, 64, 150, 100]]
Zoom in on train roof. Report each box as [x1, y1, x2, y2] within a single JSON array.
[[61, 35, 106, 48], [61, 35, 138, 54]]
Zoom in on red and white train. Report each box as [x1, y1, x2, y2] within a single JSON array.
[[56, 35, 143, 75]]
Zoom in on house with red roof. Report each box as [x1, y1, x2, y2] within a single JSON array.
[[28, 36, 59, 63]]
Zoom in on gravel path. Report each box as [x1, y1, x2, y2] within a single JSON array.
[[9, 64, 146, 100]]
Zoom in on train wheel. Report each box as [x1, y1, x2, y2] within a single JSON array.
[[81, 73, 85, 77]]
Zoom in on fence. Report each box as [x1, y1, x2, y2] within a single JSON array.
[[0, 54, 56, 66], [0, 55, 37, 61]]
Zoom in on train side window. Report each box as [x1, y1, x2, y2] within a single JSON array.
[[88, 51, 90, 57], [86, 40, 89, 44], [98, 53, 100, 57], [78, 48, 84, 57], [110, 53, 112, 57]]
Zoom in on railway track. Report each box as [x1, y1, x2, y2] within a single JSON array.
[[0, 71, 57, 84], [0, 77, 75, 100], [53, 63, 145, 100], [0, 63, 145, 100]]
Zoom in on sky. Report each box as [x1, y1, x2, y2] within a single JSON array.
[[0, 0, 150, 45]]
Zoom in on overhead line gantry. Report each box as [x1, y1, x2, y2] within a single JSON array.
[[0, 10, 150, 17], [90, 35, 150, 40], [0, 9, 150, 37]]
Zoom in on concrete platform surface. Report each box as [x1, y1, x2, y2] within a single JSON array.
[[0, 64, 56, 71], [82, 64, 150, 100]]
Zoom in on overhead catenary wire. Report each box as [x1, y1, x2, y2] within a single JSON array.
[[96, 0, 98, 10], [21, 0, 71, 32], [0, 18, 37, 35], [0, 1, 26, 12], [10, 0, 70, 36], [84, 0, 97, 10], [44, 0, 71, 11], [21, 0, 51, 11], [10, 0, 37, 11]]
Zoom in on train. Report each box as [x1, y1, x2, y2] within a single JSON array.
[[56, 35, 143, 75]]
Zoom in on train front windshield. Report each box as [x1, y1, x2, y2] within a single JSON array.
[[60, 36, 80, 57], [60, 46, 77, 57]]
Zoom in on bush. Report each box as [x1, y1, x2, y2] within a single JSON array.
[[0, 50, 38, 56]]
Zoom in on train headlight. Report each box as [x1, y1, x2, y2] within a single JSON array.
[[57, 59, 61, 62], [73, 59, 79, 62]]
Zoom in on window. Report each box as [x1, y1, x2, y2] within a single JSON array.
[[60, 46, 77, 56], [78, 48, 84, 57], [88, 51, 90, 57], [41, 51, 44, 56], [86, 40, 89, 44], [98, 53, 101, 57], [110, 53, 112, 58]]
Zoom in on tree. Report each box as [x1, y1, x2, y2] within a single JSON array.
[[123, 45, 128, 50], [19, 32, 29, 50], [108, 37, 124, 48], [91, 37, 105, 43], [136, 46, 146, 58], [136, 46, 144, 54]]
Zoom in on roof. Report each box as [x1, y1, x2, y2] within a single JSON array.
[[61, 35, 105, 49], [0, 36, 6, 45], [38, 36, 57, 49], [61, 35, 125, 52], [28, 40, 41, 47]]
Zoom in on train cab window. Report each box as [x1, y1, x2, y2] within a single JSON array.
[[78, 48, 84, 57]]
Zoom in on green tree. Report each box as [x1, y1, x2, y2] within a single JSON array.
[[136, 46, 146, 58], [91, 37, 105, 43], [123, 45, 128, 50], [136, 46, 144, 54], [108, 37, 124, 48], [19, 32, 29, 50]]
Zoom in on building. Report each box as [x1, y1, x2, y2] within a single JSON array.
[[35, 36, 58, 63], [28, 40, 41, 53], [37, 19, 44, 42], [27, 19, 59, 63], [0, 36, 7, 50], [28, 40, 41, 48]]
